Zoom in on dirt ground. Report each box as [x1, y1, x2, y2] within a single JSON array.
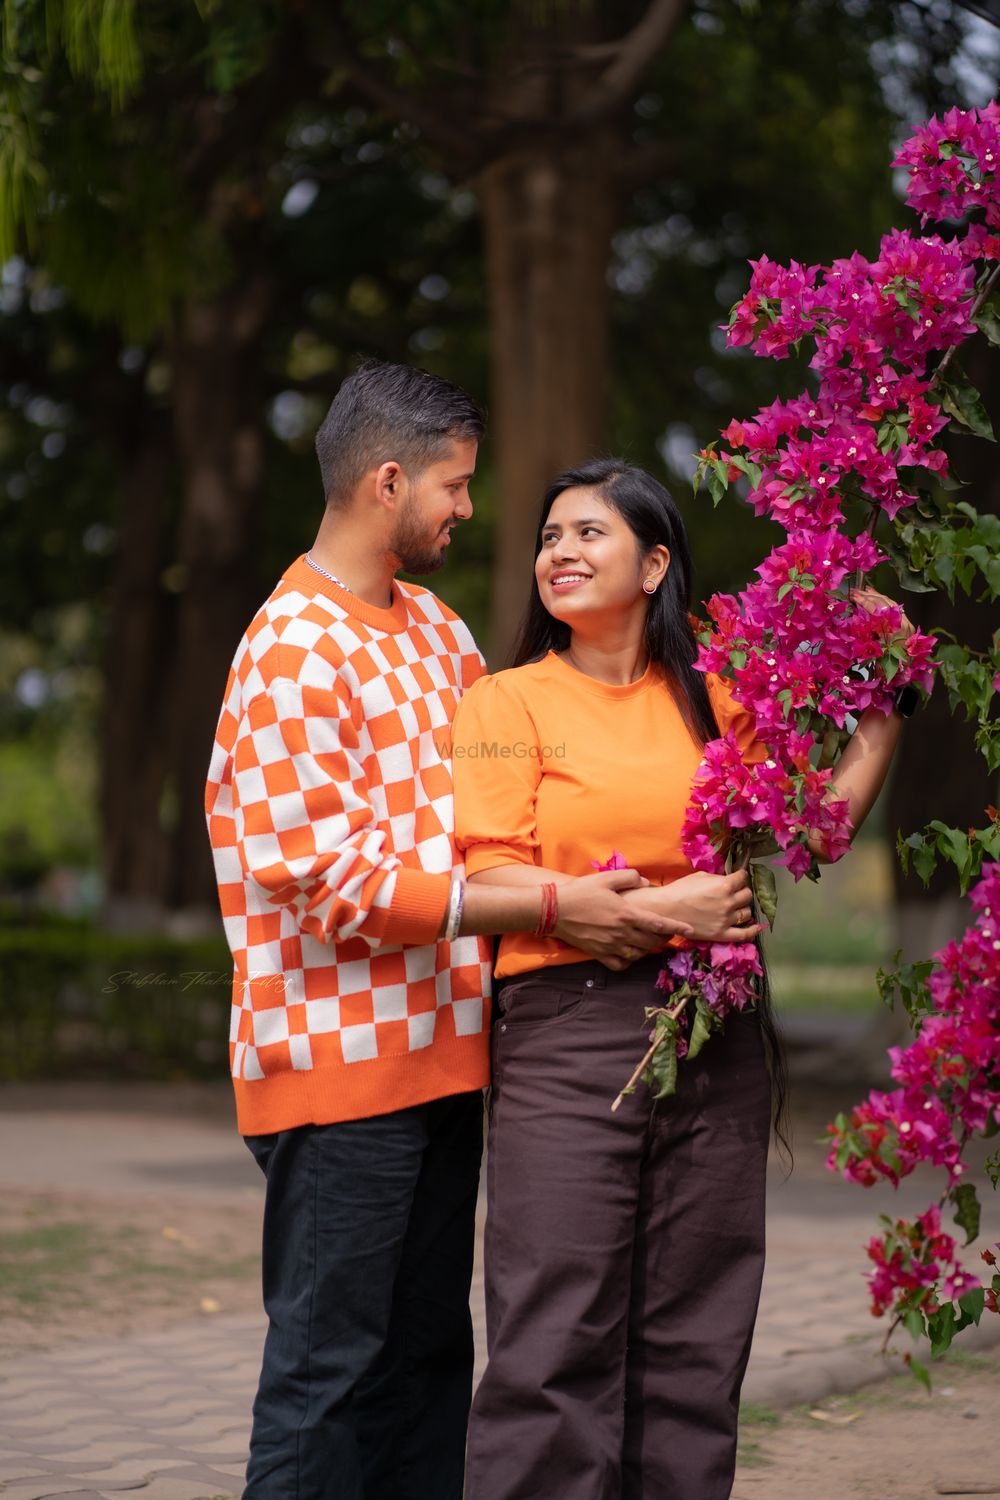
[[2, 1172, 998, 1499], [0, 1186, 264, 1354], [734, 1352, 1000, 1499]]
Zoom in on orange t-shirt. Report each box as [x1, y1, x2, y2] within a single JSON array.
[[451, 651, 765, 978]]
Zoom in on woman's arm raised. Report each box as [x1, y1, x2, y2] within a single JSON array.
[[808, 701, 904, 862], [808, 586, 913, 863]]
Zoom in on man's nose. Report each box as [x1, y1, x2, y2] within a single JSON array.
[[454, 491, 473, 521]]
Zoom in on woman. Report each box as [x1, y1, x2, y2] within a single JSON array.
[[451, 458, 912, 1500]]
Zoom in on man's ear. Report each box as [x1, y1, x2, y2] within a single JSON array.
[[374, 461, 402, 509]]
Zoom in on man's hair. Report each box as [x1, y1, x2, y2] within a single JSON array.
[[314, 361, 486, 507]]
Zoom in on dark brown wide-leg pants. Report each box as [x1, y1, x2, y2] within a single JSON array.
[[464, 956, 771, 1500]]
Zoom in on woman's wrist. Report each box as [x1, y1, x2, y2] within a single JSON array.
[[536, 882, 559, 936], [625, 885, 681, 920]]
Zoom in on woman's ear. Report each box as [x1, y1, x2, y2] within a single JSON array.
[[646, 545, 670, 588]]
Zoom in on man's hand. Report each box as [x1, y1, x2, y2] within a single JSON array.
[[623, 870, 761, 945], [555, 869, 693, 971]]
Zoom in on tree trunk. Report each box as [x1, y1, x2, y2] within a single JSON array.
[[164, 278, 270, 924], [481, 134, 621, 665], [99, 409, 176, 930]]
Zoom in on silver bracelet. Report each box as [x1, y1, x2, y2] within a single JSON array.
[[444, 875, 465, 943]]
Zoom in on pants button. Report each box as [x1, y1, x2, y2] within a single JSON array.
[[585, 979, 594, 988], [500, 1023, 507, 1032]]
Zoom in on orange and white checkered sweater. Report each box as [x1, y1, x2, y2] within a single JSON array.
[[205, 555, 492, 1135]]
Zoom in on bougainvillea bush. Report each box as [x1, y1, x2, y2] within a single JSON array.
[[627, 101, 1000, 1373], [829, 859, 1000, 1380]]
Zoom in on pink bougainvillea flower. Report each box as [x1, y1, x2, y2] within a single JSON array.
[[680, 100, 1000, 1335], [591, 850, 629, 871]]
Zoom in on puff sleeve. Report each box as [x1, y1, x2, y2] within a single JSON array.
[[451, 673, 542, 875]]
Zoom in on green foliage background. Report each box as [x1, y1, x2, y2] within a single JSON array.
[[0, 0, 997, 1074]]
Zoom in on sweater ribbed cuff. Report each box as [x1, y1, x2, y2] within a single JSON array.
[[366, 868, 452, 946]]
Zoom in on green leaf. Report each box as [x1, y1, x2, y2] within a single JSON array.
[[907, 1356, 932, 1393], [952, 1183, 981, 1246], [957, 1286, 985, 1328], [875, 954, 934, 1021], [750, 861, 778, 930], [729, 454, 763, 490], [707, 457, 731, 506], [972, 297, 1000, 349], [931, 822, 975, 892], [928, 1300, 957, 1358], [687, 997, 714, 1062], [938, 372, 996, 443], [897, 831, 939, 887], [902, 1307, 926, 1342], [645, 1020, 679, 1101]]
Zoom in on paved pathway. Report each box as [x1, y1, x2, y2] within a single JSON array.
[[1, 1084, 997, 1498]]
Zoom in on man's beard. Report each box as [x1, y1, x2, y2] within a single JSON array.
[[390, 494, 450, 575]]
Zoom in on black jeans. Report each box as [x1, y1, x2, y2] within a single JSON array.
[[244, 1090, 484, 1500]]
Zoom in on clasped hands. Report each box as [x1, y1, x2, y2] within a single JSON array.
[[554, 867, 761, 973]]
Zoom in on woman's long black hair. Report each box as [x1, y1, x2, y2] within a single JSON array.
[[511, 456, 790, 1159]]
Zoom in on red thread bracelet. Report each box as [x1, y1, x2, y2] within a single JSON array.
[[536, 882, 558, 937]]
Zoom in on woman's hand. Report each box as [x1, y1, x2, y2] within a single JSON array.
[[849, 585, 914, 644], [623, 870, 761, 945], [555, 869, 694, 970]]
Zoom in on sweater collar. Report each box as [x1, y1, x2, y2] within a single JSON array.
[[284, 555, 411, 634]]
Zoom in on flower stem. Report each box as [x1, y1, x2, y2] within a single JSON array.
[[612, 1033, 663, 1113], [933, 261, 1000, 386], [668, 993, 691, 1022], [611, 994, 690, 1113], [853, 504, 883, 591]]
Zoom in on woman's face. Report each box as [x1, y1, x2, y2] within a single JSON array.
[[535, 486, 665, 625]]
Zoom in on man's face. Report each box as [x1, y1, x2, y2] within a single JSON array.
[[389, 438, 478, 575]]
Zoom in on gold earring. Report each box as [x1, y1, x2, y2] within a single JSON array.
[[642, 579, 657, 595]]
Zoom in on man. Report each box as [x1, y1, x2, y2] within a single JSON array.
[[205, 361, 683, 1498]]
